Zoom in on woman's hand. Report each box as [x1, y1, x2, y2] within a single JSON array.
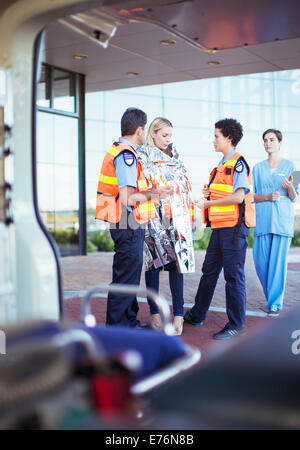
[[282, 174, 293, 190], [154, 185, 174, 200], [267, 191, 280, 201], [194, 198, 208, 209], [282, 174, 297, 201]]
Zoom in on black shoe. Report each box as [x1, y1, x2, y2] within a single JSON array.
[[134, 320, 149, 330], [184, 310, 204, 327], [267, 307, 279, 317], [213, 326, 245, 340]]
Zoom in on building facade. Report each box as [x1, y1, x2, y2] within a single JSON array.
[[37, 67, 300, 254]]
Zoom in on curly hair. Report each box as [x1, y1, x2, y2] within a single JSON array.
[[215, 118, 243, 147]]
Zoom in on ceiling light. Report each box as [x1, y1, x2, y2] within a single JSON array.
[[73, 54, 88, 60], [126, 71, 140, 76], [160, 39, 176, 45], [59, 9, 119, 49], [207, 60, 221, 65]]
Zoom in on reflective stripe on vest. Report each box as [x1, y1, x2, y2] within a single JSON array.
[[210, 205, 235, 213], [107, 146, 120, 158], [99, 173, 118, 185], [210, 183, 233, 193]]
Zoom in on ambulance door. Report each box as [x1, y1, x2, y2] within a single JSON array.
[[0, 67, 16, 324], [0, 0, 100, 325]]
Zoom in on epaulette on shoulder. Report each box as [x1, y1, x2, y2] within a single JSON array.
[[236, 156, 250, 175]]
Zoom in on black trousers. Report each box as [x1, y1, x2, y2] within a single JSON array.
[[191, 225, 248, 329], [106, 226, 145, 327]]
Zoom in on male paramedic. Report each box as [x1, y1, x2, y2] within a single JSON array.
[[184, 118, 256, 340], [95, 108, 173, 327]]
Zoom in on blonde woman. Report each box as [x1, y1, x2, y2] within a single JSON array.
[[137, 117, 195, 335]]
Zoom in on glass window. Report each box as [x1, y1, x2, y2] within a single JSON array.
[[37, 111, 80, 256], [105, 91, 162, 122], [86, 150, 105, 187], [53, 68, 76, 113], [284, 132, 300, 163], [275, 79, 300, 108], [238, 130, 264, 160], [220, 76, 247, 103], [36, 112, 54, 163], [116, 84, 162, 96], [53, 115, 78, 165], [274, 69, 300, 81], [37, 163, 55, 213], [37, 65, 50, 108], [174, 127, 210, 157], [83, 67, 300, 237], [85, 92, 105, 120], [104, 121, 122, 149], [86, 120, 105, 151], [276, 106, 300, 132], [163, 79, 219, 101], [164, 98, 218, 128]]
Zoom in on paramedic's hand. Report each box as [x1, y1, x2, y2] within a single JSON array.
[[202, 184, 210, 199], [282, 174, 293, 190], [194, 197, 205, 209], [267, 191, 280, 201]]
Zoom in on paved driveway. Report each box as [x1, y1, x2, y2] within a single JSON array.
[[62, 248, 300, 316]]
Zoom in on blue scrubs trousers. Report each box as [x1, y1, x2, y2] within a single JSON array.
[[145, 269, 184, 317], [106, 226, 145, 327], [253, 234, 291, 310], [191, 226, 248, 330]]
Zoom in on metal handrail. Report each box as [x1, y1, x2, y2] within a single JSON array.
[[81, 283, 201, 395], [81, 283, 175, 336], [131, 344, 201, 396]]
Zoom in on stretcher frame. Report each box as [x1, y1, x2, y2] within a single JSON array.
[[80, 283, 201, 395]]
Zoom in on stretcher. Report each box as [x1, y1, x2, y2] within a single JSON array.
[[0, 284, 201, 429], [81, 284, 201, 394]]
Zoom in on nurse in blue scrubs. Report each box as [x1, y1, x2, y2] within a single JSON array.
[[252, 129, 298, 317]]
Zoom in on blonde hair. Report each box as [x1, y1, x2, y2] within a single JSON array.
[[145, 117, 173, 147]]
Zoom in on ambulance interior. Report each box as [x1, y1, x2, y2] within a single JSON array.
[[1, 0, 300, 429]]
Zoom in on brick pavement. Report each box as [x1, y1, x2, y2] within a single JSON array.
[[62, 248, 300, 314]]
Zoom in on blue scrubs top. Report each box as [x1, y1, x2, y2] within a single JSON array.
[[252, 159, 298, 237], [114, 137, 137, 212]]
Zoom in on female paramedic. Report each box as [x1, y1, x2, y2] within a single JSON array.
[[137, 117, 195, 336], [252, 129, 298, 317], [184, 118, 256, 340]]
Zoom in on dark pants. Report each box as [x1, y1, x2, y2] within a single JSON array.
[[145, 269, 184, 316], [191, 225, 248, 329], [106, 226, 145, 327]]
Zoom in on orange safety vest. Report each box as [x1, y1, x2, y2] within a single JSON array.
[[204, 152, 256, 229], [95, 142, 156, 224]]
